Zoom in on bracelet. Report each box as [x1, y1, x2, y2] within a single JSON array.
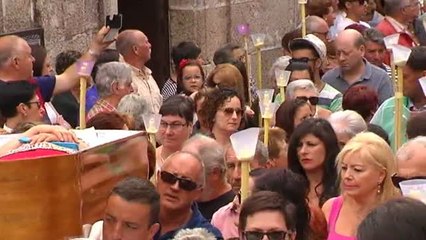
[[88, 49, 100, 58]]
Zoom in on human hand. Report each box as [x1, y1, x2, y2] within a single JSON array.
[[90, 26, 115, 54], [25, 125, 78, 143]]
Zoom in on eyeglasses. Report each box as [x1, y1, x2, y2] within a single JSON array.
[[290, 57, 317, 64], [296, 96, 319, 105], [243, 231, 291, 240], [26, 101, 41, 108], [159, 171, 199, 191], [220, 107, 244, 117], [391, 173, 426, 189], [159, 121, 187, 131]]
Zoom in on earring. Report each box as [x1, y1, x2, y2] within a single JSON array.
[[377, 182, 382, 194]]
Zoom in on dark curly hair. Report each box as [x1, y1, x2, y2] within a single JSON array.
[[55, 50, 82, 75], [287, 118, 339, 206], [254, 168, 310, 240], [199, 87, 244, 130]]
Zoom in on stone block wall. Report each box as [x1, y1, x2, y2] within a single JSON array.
[[0, 0, 117, 66], [169, 0, 300, 88]]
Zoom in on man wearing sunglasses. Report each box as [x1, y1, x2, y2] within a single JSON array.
[[393, 137, 426, 190], [155, 151, 222, 240], [289, 34, 343, 113], [239, 191, 297, 240]]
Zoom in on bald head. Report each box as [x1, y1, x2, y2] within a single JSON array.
[[162, 151, 206, 186], [0, 35, 26, 68], [396, 137, 426, 178], [306, 16, 329, 43], [116, 30, 139, 56], [337, 29, 365, 47]]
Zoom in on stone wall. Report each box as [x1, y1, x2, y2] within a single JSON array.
[[0, 0, 117, 65], [169, 0, 300, 88]]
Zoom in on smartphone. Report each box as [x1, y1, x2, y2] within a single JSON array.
[[104, 14, 123, 42]]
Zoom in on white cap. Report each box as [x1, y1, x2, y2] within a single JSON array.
[[289, 34, 327, 60]]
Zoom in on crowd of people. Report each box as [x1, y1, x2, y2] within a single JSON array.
[[1, 0, 426, 239]]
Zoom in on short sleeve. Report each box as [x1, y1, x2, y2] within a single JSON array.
[[34, 76, 56, 102]]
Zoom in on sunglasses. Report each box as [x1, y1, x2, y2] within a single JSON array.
[[296, 96, 319, 105], [160, 171, 199, 191], [221, 107, 244, 117], [290, 57, 317, 63], [243, 231, 291, 240], [391, 173, 426, 189]]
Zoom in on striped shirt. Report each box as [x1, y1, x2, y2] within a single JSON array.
[[161, 77, 177, 101]]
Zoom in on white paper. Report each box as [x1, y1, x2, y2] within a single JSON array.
[[419, 76, 426, 97], [72, 128, 141, 148], [45, 102, 59, 124], [400, 179, 426, 204]]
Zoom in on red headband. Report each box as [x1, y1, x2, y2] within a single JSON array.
[[179, 59, 189, 69]]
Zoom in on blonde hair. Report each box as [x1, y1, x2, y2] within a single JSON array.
[[336, 132, 399, 203]]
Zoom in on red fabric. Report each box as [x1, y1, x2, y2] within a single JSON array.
[[376, 19, 417, 65], [28, 78, 46, 111], [0, 149, 68, 161]]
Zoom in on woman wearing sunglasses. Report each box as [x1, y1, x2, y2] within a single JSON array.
[[199, 87, 244, 146], [322, 132, 399, 240], [288, 118, 340, 209], [286, 80, 332, 120]]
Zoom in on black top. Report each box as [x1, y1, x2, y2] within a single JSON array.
[[52, 91, 79, 128], [197, 189, 236, 221]]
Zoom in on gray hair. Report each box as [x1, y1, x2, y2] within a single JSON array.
[[173, 228, 216, 240], [384, 0, 411, 15], [328, 110, 367, 138], [162, 150, 206, 187], [95, 62, 132, 98], [182, 134, 226, 181], [254, 141, 269, 167], [363, 28, 385, 46], [117, 94, 148, 129], [306, 15, 327, 34], [285, 79, 318, 99], [396, 136, 426, 163]]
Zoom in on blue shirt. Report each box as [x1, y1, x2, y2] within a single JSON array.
[[156, 204, 223, 240], [321, 60, 393, 105], [32, 76, 56, 102]]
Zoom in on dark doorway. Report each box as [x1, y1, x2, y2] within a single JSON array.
[[118, 0, 170, 89]]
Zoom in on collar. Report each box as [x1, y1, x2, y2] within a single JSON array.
[[2, 124, 13, 134], [408, 98, 426, 111], [128, 64, 152, 77], [338, 59, 372, 81], [385, 16, 408, 33]]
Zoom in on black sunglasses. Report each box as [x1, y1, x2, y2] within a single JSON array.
[[160, 171, 199, 191], [243, 231, 290, 240], [296, 96, 319, 105], [391, 173, 426, 189], [290, 57, 317, 63]]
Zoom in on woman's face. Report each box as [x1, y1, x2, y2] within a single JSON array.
[[297, 134, 327, 172], [42, 55, 54, 76], [294, 104, 313, 128], [182, 65, 204, 94], [323, 55, 339, 73], [213, 96, 243, 133], [340, 151, 385, 198], [293, 89, 318, 113]]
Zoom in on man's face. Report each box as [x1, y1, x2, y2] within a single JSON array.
[[291, 49, 320, 76], [397, 145, 426, 179], [225, 147, 241, 192], [402, 65, 425, 98], [103, 195, 159, 240], [403, 0, 421, 23], [311, 22, 330, 43], [156, 153, 203, 212], [134, 32, 152, 63], [364, 41, 386, 67], [336, 38, 364, 71], [232, 48, 246, 63]]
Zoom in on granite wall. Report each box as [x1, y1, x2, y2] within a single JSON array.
[[169, 0, 300, 88], [0, 0, 117, 66]]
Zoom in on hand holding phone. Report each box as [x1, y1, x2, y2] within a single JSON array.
[[104, 14, 123, 42]]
